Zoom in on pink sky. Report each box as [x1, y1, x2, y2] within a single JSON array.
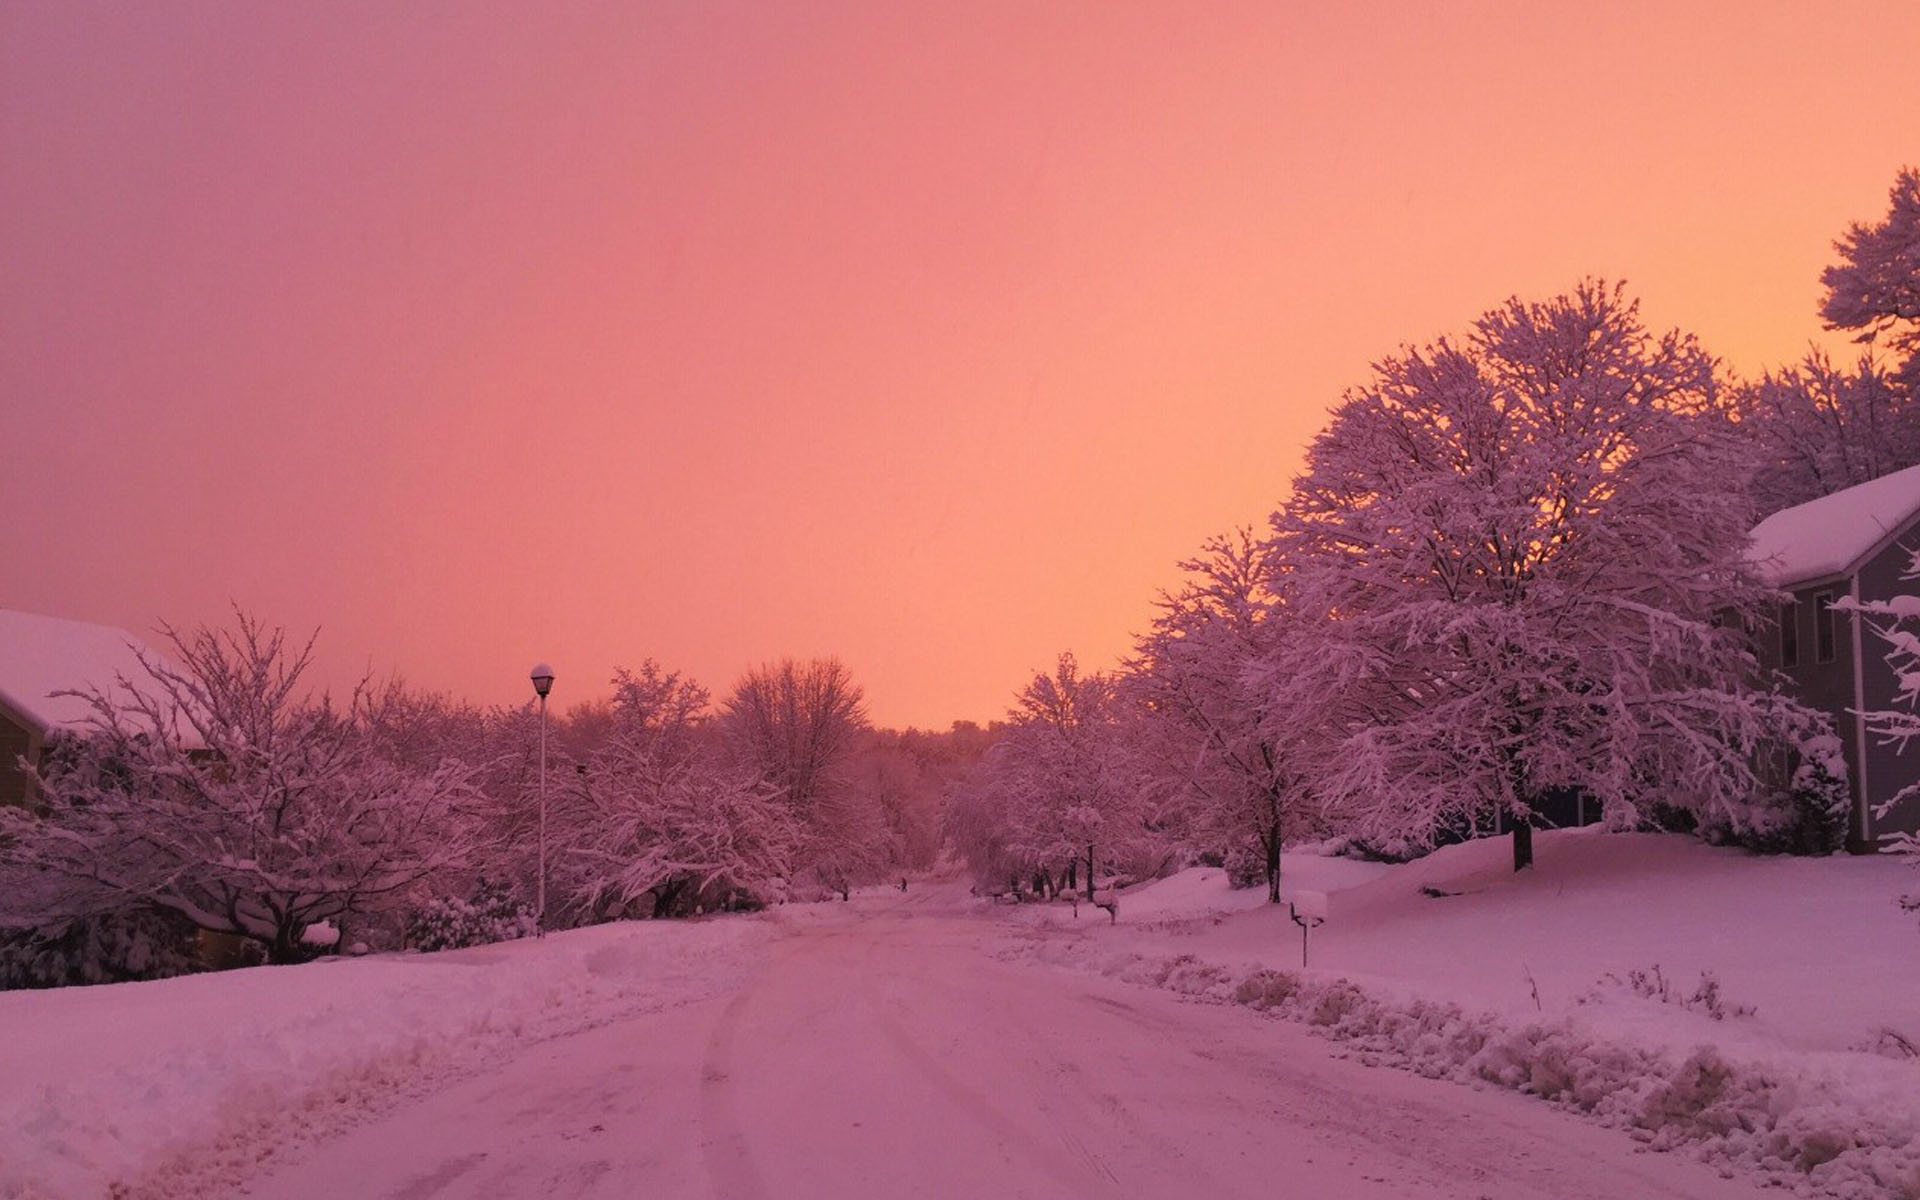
[[4, 3, 1918, 729]]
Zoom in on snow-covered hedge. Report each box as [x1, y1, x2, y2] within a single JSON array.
[[1024, 941, 1920, 1200]]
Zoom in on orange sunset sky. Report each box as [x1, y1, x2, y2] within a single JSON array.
[[4, 3, 1918, 729]]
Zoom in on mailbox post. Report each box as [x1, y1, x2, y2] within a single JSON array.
[[1288, 890, 1327, 968]]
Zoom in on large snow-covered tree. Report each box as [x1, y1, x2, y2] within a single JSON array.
[[0, 615, 482, 962], [1270, 280, 1832, 870]]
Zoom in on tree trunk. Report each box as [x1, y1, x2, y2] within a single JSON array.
[[1512, 818, 1534, 872], [267, 925, 305, 965], [1085, 845, 1096, 901], [1065, 860, 1077, 892], [654, 877, 687, 918], [1265, 828, 1282, 904]]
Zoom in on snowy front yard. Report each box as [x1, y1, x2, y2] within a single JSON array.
[[1007, 830, 1920, 1199]]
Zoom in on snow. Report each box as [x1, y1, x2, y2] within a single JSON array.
[[1748, 461, 1920, 586], [238, 889, 1768, 1200], [7, 840, 1918, 1198], [0, 916, 773, 1199], [1009, 831, 1920, 1198], [0, 608, 171, 736], [1060, 856, 1393, 926], [1028, 833, 1916, 1053]]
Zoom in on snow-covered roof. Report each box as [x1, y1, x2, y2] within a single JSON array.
[[0, 609, 171, 736], [1748, 463, 1920, 587]]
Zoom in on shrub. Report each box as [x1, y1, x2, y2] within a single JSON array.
[[0, 907, 202, 990], [1580, 964, 1756, 1021], [405, 879, 537, 952], [1710, 732, 1849, 856], [1223, 843, 1267, 889]]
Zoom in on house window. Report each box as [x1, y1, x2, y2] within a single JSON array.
[[1814, 591, 1836, 663], [1780, 600, 1799, 668]]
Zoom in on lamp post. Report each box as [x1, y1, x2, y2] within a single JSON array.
[[530, 663, 554, 935]]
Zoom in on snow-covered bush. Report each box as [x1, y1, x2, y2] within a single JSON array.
[[1222, 842, 1267, 890], [0, 614, 487, 964], [1701, 729, 1850, 856], [0, 904, 201, 990], [1579, 965, 1756, 1021], [1780, 733, 1851, 854], [404, 879, 536, 952]]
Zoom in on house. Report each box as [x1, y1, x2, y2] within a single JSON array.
[[1749, 463, 1920, 851], [0, 609, 175, 809]]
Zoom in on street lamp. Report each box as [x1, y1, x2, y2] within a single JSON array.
[[530, 662, 554, 935]]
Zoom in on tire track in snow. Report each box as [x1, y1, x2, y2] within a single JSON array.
[[864, 966, 1113, 1192], [697, 970, 772, 1200]]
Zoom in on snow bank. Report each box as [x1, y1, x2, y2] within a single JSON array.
[[1022, 939, 1920, 1200], [1005, 832, 1920, 1199], [0, 916, 773, 1200], [1101, 832, 1917, 1055]]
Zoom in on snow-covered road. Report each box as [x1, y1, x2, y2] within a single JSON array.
[[241, 889, 1766, 1200]]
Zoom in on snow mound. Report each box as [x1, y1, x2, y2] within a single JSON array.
[[1025, 940, 1920, 1200], [1005, 830, 1920, 1199], [0, 916, 773, 1200]]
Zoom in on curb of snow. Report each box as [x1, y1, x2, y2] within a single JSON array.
[[1017, 939, 1920, 1200]]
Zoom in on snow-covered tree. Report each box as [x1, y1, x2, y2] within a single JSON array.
[[1821, 166, 1920, 393], [721, 657, 885, 887], [844, 734, 943, 873], [1738, 352, 1920, 514], [564, 661, 796, 918], [1841, 549, 1920, 897], [570, 750, 797, 918], [1733, 168, 1920, 514], [944, 763, 1021, 890], [981, 654, 1154, 898], [803, 785, 896, 901], [721, 658, 868, 817], [1269, 281, 1833, 869], [1126, 530, 1325, 901], [0, 614, 483, 963]]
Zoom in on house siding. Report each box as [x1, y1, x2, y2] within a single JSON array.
[[1756, 581, 1873, 848]]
